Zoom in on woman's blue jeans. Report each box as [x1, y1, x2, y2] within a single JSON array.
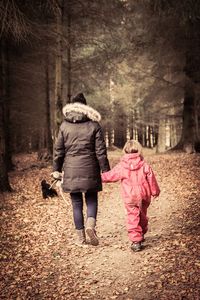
[[70, 191, 98, 230]]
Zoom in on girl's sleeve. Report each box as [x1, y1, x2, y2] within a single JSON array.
[[101, 163, 122, 183], [145, 164, 160, 197]]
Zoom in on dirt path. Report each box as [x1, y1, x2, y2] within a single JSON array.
[[0, 152, 200, 300]]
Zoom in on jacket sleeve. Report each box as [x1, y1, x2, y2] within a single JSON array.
[[145, 164, 160, 197], [53, 126, 65, 172], [95, 123, 110, 172], [101, 163, 122, 182]]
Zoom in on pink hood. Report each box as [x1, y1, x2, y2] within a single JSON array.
[[120, 153, 144, 171]]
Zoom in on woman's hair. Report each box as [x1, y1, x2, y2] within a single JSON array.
[[123, 140, 143, 155]]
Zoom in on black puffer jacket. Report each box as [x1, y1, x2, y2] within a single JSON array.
[[53, 103, 110, 192]]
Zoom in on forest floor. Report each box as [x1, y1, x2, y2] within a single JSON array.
[[0, 150, 200, 300]]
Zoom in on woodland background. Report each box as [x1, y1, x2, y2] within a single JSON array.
[[0, 1, 200, 299], [0, 0, 200, 188]]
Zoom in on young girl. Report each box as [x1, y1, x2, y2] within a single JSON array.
[[101, 140, 160, 252]]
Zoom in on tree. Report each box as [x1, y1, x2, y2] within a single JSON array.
[[44, 46, 53, 156], [54, 0, 64, 138], [150, 0, 200, 152], [0, 0, 30, 192], [0, 0, 59, 191], [66, 0, 72, 103], [0, 39, 12, 191]]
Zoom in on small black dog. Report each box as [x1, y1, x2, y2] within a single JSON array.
[[41, 180, 58, 199]]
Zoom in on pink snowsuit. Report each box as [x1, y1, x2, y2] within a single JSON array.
[[101, 153, 160, 243]]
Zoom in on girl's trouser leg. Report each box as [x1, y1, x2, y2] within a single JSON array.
[[70, 192, 84, 230], [139, 200, 150, 235], [85, 191, 98, 220], [125, 204, 143, 243]]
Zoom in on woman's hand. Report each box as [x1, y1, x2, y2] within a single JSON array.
[[51, 171, 62, 180]]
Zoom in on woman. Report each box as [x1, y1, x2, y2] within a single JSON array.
[[52, 93, 110, 246]]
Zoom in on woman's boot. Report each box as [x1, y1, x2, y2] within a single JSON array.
[[86, 217, 99, 246], [75, 229, 86, 246]]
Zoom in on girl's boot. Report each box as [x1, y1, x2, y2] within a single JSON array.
[[75, 229, 87, 246], [131, 241, 142, 252], [86, 217, 99, 246]]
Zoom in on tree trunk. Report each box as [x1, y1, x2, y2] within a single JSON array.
[[109, 128, 114, 147], [45, 50, 53, 156], [113, 101, 126, 148], [149, 126, 154, 148], [54, 0, 64, 138], [106, 125, 113, 148], [2, 40, 13, 170], [133, 127, 138, 140], [0, 39, 11, 192], [153, 125, 158, 147], [142, 125, 146, 147], [195, 84, 200, 145], [128, 109, 134, 140], [174, 21, 200, 152], [179, 80, 197, 153], [66, 0, 72, 103], [174, 77, 200, 153], [169, 106, 179, 148], [157, 118, 166, 153], [137, 124, 143, 145]]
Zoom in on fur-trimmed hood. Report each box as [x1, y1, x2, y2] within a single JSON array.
[[62, 103, 101, 123]]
